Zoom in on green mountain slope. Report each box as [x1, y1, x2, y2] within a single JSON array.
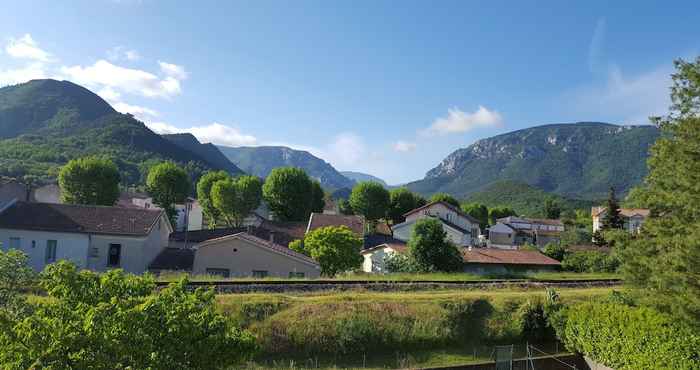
[[0, 79, 237, 184], [162, 133, 243, 175], [407, 122, 660, 200], [217, 145, 354, 190], [464, 180, 595, 217], [340, 171, 387, 187]]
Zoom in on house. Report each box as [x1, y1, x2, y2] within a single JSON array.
[[307, 213, 365, 236], [0, 200, 171, 274], [31, 183, 61, 204], [591, 207, 649, 233], [488, 217, 564, 249], [391, 201, 481, 247], [167, 221, 306, 249], [118, 192, 203, 232], [182, 232, 319, 278], [360, 245, 560, 275]]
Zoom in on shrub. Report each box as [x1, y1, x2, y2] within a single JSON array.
[[542, 243, 567, 261], [383, 253, 418, 273], [561, 251, 619, 272], [408, 218, 463, 272], [562, 302, 700, 369]]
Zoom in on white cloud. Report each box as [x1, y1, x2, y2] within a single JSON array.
[[61, 60, 182, 98], [393, 140, 416, 152], [568, 63, 672, 124], [423, 106, 503, 135], [0, 62, 48, 86], [146, 122, 258, 147], [325, 132, 367, 168], [5, 34, 54, 62], [158, 61, 188, 80], [107, 46, 140, 62], [113, 101, 159, 118]]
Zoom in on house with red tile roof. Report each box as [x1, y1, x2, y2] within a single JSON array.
[[591, 207, 649, 234], [391, 201, 481, 247]]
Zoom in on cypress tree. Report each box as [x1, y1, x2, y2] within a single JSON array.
[[601, 187, 624, 230]]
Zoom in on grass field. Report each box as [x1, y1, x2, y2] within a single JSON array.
[[157, 271, 621, 283]]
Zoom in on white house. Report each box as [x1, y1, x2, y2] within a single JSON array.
[[591, 207, 649, 234], [488, 217, 564, 249], [391, 201, 481, 247], [0, 200, 171, 274], [360, 240, 407, 273], [119, 192, 203, 232]]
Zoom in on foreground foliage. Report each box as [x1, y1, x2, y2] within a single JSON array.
[[562, 302, 700, 370], [0, 260, 255, 370]]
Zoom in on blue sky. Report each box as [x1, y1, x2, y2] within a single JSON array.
[[1, 1, 698, 184]]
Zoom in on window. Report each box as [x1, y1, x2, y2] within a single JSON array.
[[252, 270, 268, 278], [9, 237, 20, 249], [108, 244, 122, 267], [206, 268, 230, 278], [289, 272, 305, 278], [45, 240, 57, 263]]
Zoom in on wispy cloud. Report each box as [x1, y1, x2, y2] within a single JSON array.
[[147, 122, 258, 147], [588, 18, 606, 74], [423, 106, 503, 136], [5, 34, 54, 62], [158, 61, 188, 80], [0, 62, 48, 86], [107, 46, 140, 62], [393, 140, 416, 152]]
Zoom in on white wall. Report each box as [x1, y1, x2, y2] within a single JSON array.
[[393, 218, 473, 246], [361, 246, 398, 273], [0, 228, 89, 271]]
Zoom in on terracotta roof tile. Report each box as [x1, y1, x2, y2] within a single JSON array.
[[0, 200, 165, 236], [307, 213, 364, 235], [462, 248, 561, 266]]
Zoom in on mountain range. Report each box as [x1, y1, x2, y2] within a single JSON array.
[[407, 122, 660, 200], [340, 171, 388, 187], [0, 79, 242, 184]]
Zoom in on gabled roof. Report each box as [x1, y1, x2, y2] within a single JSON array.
[[0, 200, 168, 237], [591, 207, 650, 218], [462, 248, 561, 266], [307, 213, 364, 235], [197, 232, 319, 267], [403, 201, 480, 224], [361, 241, 407, 254], [149, 248, 195, 271], [498, 216, 563, 226], [363, 233, 406, 250], [169, 221, 305, 248], [392, 215, 472, 236]]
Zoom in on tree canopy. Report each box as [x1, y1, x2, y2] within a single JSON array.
[[146, 161, 191, 223], [408, 218, 463, 272], [310, 180, 326, 213], [601, 187, 624, 230], [387, 187, 425, 224], [461, 202, 489, 230], [58, 156, 120, 206], [262, 167, 314, 221], [196, 170, 230, 228], [291, 226, 363, 277], [488, 206, 517, 225], [429, 193, 460, 208], [349, 181, 390, 222], [211, 175, 262, 227]]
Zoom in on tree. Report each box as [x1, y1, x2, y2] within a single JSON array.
[[310, 180, 326, 213], [58, 157, 120, 206], [337, 199, 354, 215], [146, 162, 191, 223], [0, 261, 256, 369], [618, 57, 700, 327], [387, 187, 424, 224], [488, 206, 517, 225], [543, 197, 562, 219], [601, 187, 624, 230], [542, 243, 567, 261], [349, 181, 390, 225], [429, 192, 460, 207], [295, 226, 363, 277], [408, 218, 463, 272], [461, 202, 489, 230], [0, 249, 34, 318], [210, 176, 262, 227], [197, 171, 230, 228], [262, 167, 313, 221]]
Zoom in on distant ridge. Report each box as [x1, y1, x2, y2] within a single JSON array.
[[340, 171, 388, 187], [406, 122, 660, 200]]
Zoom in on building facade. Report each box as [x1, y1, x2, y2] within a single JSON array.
[[392, 201, 481, 247]]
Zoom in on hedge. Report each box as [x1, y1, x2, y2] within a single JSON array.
[[563, 302, 700, 370]]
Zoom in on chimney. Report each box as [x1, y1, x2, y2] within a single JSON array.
[[269, 231, 276, 244]]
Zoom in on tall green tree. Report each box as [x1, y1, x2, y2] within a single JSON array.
[[543, 197, 562, 219], [408, 218, 463, 272], [601, 187, 624, 230], [337, 199, 354, 215], [146, 161, 191, 223], [58, 157, 120, 206], [387, 187, 424, 224], [429, 192, 460, 208], [619, 57, 700, 328], [262, 167, 313, 221], [349, 181, 390, 225], [291, 226, 363, 277], [461, 202, 489, 230], [196, 171, 230, 228], [310, 180, 326, 213], [210, 175, 263, 227]]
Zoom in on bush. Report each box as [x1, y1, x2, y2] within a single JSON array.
[[542, 243, 567, 261], [408, 218, 463, 272], [561, 251, 619, 272], [295, 226, 363, 277], [562, 302, 700, 369], [383, 253, 418, 273], [0, 261, 256, 370]]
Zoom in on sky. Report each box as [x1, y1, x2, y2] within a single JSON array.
[[1, 1, 698, 184]]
